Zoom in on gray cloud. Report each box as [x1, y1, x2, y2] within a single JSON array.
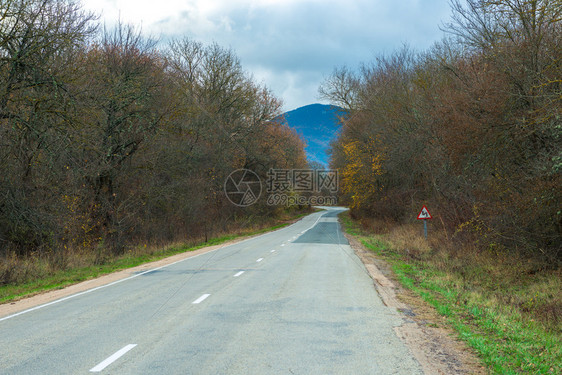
[[85, 0, 453, 111]]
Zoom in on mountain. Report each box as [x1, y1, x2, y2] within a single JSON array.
[[279, 103, 345, 167]]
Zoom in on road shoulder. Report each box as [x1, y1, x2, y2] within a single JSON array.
[[343, 231, 487, 375], [0, 237, 247, 319]]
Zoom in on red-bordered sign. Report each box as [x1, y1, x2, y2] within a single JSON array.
[[417, 205, 432, 220]]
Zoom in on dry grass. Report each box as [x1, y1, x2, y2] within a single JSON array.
[[0, 209, 311, 295], [375, 221, 562, 333], [341, 212, 561, 373]]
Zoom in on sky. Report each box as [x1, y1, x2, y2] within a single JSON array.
[[82, 0, 453, 112]]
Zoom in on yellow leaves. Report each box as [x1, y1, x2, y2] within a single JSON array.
[[60, 194, 100, 250], [340, 137, 385, 210]]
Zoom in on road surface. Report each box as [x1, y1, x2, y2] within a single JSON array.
[[0, 207, 423, 374]]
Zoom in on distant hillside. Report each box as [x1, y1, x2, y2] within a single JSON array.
[[279, 104, 345, 166]]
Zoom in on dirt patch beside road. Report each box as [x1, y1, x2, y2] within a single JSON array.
[[344, 232, 486, 375]]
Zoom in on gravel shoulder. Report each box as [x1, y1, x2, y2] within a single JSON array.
[[344, 231, 487, 375], [2, 213, 486, 374]]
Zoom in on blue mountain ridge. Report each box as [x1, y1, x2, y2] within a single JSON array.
[[277, 103, 344, 167]]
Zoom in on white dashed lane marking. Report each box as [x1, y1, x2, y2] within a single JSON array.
[[90, 344, 137, 372], [192, 294, 210, 304]]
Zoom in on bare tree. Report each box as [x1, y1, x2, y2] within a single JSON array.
[[78, 22, 167, 253], [0, 0, 97, 255]]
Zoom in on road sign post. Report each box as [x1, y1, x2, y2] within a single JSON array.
[[416, 205, 432, 239]]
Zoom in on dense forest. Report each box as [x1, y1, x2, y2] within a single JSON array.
[[0, 0, 307, 277], [322, 0, 561, 262]]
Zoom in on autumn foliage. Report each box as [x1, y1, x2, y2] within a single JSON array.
[[323, 0, 561, 262], [0, 0, 307, 276]]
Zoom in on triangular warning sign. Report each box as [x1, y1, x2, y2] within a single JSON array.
[[417, 205, 432, 220]]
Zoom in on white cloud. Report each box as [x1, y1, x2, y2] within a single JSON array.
[[82, 0, 452, 111]]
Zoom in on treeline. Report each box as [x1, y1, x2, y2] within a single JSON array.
[[323, 0, 561, 262], [0, 0, 307, 266]]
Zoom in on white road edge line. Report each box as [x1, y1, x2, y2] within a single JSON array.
[[0, 246, 224, 322], [192, 294, 210, 304], [233, 271, 244, 277], [256, 258, 264, 262], [90, 344, 137, 372], [0, 210, 328, 323]]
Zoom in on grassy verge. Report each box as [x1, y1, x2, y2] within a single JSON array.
[[340, 212, 561, 374], [0, 211, 310, 303]]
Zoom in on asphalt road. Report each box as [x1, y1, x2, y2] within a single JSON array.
[[0, 207, 423, 374]]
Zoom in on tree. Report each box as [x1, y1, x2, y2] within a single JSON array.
[[76, 22, 168, 253], [443, 0, 562, 257], [324, 0, 561, 260], [0, 0, 96, 255]]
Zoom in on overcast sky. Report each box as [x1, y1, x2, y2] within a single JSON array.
[[82, 0, 453, 111]]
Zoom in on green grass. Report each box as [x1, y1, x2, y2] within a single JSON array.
[[340, 212, 561, 374], [0, 216, 303, 304]]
